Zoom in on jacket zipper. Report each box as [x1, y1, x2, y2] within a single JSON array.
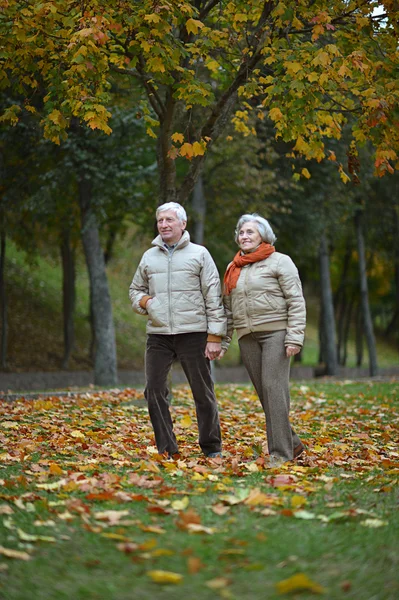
[[168, 251, 174, 332]]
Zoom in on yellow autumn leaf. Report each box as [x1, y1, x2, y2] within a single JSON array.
[[312, 51, 330, 67], [291, 494, 307, 508], [70, 430, 85, 439], [140, 40, 151, 52], [171, 132, 184, 144], [48, 109, 64, 125], [205, 58, 219, 73], [148, 57, 165, 73], [17, 529, 56, 543], [36, 479, 67, 491], [146, 127, 158, 139], [49, 463, 63, 475], [180, 414, 193, 428], [276, 573, 325, 594], [285, 62, 302, 75], [147, 570, 183, 584], [180, 142, 194, 158], [0, 546, 31, 561], [192, 141, 206, 156], [171, 496, 190, 511], [269, 107, 283, 121], [301, 168, 311, 179], [144, 14, 161, 24], [186, 18, 204, 35]]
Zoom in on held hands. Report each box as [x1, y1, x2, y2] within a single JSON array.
[[205, 342, 222, 361], [286, 345, 301, 357]]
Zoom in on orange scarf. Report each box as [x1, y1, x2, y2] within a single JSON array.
[[223, 242, 275, 295]]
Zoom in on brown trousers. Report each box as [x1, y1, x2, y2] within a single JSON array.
[[239, 329, 301, 461], [144, 332, 222, 456]]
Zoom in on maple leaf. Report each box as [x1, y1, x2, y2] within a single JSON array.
[[185, 18, 204, 35]]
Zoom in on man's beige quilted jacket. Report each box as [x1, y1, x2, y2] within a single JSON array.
[[129, 231, 226, 337], [223, 252, 306, 349]]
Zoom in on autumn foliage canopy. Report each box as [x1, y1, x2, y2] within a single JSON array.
[[1, 0, 398, 185]]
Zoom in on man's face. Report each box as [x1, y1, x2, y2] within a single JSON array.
[[157, 210, 186, 245]]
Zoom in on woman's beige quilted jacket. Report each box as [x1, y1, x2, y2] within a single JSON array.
[[223, 252, 306, 349]]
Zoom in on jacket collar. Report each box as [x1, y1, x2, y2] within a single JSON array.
[[152, 230, 191, 251]]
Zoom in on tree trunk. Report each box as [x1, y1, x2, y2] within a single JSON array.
[[78, 177, 118, 386], [335, 242, 351, 365], [341, 293, 354, 367], [88, 290, 96, 363], [60, 230, 76, 369], [354, 209, 378, 376], [0, 231, 7, 369], [355, 304, 363, 367], [191, 175, 206, 245], [318, 303, 324, 365], [319, 232, 338, 375]]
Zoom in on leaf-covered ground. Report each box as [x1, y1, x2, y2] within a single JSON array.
[[0, 381, 398, 600]]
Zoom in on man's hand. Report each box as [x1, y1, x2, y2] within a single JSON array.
[[286, 345, 301, 357], [205, 342, 222, 361]]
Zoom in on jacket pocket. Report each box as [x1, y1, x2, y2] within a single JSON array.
[[147, 297, 168, 327], [182, 293, 206, 315]]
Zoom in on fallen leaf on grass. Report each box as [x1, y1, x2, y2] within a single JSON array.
[[206, 577, 230, 589], [188, 555, 204, 573], [0, 546, 31, 560], [185, 523, 216, 534], [360, 518, 387, 528], [171, 496, 189, 511], [140, 525, 166, 534], [0, 505, 13, 515], [94, 510, 130, 525], [276, 573, 325, 594], [36, 479, 67, 491], [17, 528, 56, 543], [180, 415, 193, 428], [147, 570, 183, 584], [211, 503, 231, 515], [293, 510, 317, 520]]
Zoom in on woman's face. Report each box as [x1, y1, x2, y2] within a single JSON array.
[[238, 221, 263, 253]]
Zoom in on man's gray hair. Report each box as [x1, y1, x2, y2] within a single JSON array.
[[156, 202, 187, 223], [235, 213, 277, 245]]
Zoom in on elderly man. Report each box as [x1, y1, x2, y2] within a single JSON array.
[[129, 202, 226, 459]]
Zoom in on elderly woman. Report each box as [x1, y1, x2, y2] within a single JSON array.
[[221, 214, 306, 466]]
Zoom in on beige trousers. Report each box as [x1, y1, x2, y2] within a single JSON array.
[[239, 329, 301, 461]]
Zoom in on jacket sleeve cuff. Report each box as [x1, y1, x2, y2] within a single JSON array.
[[207, 335, 222, 343], [139, 295, 152, 309]]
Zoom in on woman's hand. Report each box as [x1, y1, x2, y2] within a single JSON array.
[[205, 342, 222, 361], [217, 348, 227, 360], [286, 345, 301, 357]]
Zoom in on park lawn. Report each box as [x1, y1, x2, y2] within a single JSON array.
[[0, 381, 398, 600]]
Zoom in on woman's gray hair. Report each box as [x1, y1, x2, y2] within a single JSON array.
[[235, 214, 277, 245], [156, 202, 187, 223]]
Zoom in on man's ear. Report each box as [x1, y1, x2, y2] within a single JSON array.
[[181, 220, 187, 231]]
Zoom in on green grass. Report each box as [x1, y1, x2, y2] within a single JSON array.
[[0, 382, 398, 599]]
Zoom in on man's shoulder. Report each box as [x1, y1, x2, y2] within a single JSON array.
[[142, 245, 163, 259]]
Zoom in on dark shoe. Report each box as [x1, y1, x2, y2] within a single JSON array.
[[294, 442, 305, 459], [206, 452, 223, 458]]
